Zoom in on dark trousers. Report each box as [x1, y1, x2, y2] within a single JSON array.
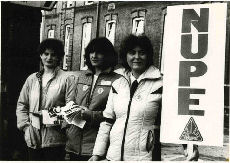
[[69, 152, 91, 161], [152, 129, 161, 161], [28, 146, 65, 161]]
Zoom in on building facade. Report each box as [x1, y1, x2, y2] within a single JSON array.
[[42, 1, 209, 70], [41, 1, 229, 119], [1, 1, 228, 160]]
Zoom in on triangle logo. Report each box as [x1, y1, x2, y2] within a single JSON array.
[[179, 117, 203, 141]]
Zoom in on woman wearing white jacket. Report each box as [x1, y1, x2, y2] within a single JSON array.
[[89, 35, 199, 161], [16, 39, 76, 160]]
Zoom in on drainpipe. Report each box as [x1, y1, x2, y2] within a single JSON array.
[[69, 6, 76, 71], [40, 10, 45, 42], [96, 1, 101, 38]]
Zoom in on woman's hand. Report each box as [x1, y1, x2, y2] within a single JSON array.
[[80, 106, 93, 121], [79, 105, 89, 111], [88, 155, 101, 161], [23, 125, 30, 133]]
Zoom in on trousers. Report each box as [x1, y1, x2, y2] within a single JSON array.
[[69, 152, 91, 161], [28, 146, 65, 161]]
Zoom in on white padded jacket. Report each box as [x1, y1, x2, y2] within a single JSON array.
[[93, 66, 163, 161]]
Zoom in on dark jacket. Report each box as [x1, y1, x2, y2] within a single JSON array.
[[65, 68, 121, 155]]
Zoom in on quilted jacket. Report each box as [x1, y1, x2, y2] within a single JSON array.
[[93, 66, 162, 160]]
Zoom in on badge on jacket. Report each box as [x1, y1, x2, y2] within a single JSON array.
[[83, 85, 89, 91], [98, 88, 104, 94], [136, 95, 142, 101]]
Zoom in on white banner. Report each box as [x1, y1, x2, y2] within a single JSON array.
[[160, 3, 227, 146]]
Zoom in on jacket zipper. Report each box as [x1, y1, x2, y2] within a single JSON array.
[[121, 99, 133, 160], [38, 74, 56, 148], [80, 73, 101, 155], [38, 78, 43, 148], [86, 75, 94, 107], [87, 74, 101, 106], [120, 79, 133, 161]]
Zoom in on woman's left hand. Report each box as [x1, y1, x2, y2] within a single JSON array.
[[80, 106, 93, 121]]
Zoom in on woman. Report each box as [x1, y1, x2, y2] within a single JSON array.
[[65, 37, 121, 160], [90, 35, 199, 161], [16, 39, 76, 160]]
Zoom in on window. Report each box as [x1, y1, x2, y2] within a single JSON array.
[[47, 29, 55, 38], [81, 22, 92, 70], [105, 20, 116, 45], [104, 14, 117, 45], [53, 3, 57, 14], [66, 1, 73, 8], [132, 17, 145, 36], [63, 25, 71, 70], [84, 1, 93, 5], [131, 9, 146, 36]]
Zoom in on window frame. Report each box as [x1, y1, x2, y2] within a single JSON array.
[[132, 17, 145, 36], [47, 29, 55, 38], [105, 19, 116, 45], [66, 1, 74, 8], [84, 1, 94, 5], [80, 22, 92, 70], [63, 24, 71, 70]]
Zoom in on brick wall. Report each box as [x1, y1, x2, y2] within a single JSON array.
[[42, 1, 229, 123], [43, 1, 209, 70]]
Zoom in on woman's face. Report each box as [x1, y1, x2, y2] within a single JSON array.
[[127, 46, 148, 75], [89, 52, 105, 69], [40, 49, 59, 68]]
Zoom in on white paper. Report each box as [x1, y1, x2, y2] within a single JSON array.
[[42, 110, 58, 125], [61, 101, 86, 128]]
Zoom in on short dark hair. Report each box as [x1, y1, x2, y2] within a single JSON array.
[[38, 38, 65, 62], [85, 37, 118, 71], [119, 34, 154, 70]]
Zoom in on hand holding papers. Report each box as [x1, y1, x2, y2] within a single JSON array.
[[42, 110, 60, 125], [47, 101, 86, 128], [62, 101, 86, 128]]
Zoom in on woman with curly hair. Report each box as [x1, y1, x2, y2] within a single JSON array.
[[16, 39, 76, 160], [90, 35, 199, 161]]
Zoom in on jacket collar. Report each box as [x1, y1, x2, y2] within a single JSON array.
[[36, 66, 60, 81], [85, 67, 113, 76], [115, 66, 162, 83]]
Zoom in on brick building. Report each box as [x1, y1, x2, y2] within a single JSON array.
[[42, 1, 212, 71], [1, 1, 229, 160], [42, 1, 229, 118]]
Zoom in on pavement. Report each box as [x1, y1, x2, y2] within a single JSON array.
[[2, 135, 229, 161], [162, 135, 229, 161]]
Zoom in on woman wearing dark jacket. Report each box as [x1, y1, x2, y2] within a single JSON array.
[[65, 37, 121, 160]]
